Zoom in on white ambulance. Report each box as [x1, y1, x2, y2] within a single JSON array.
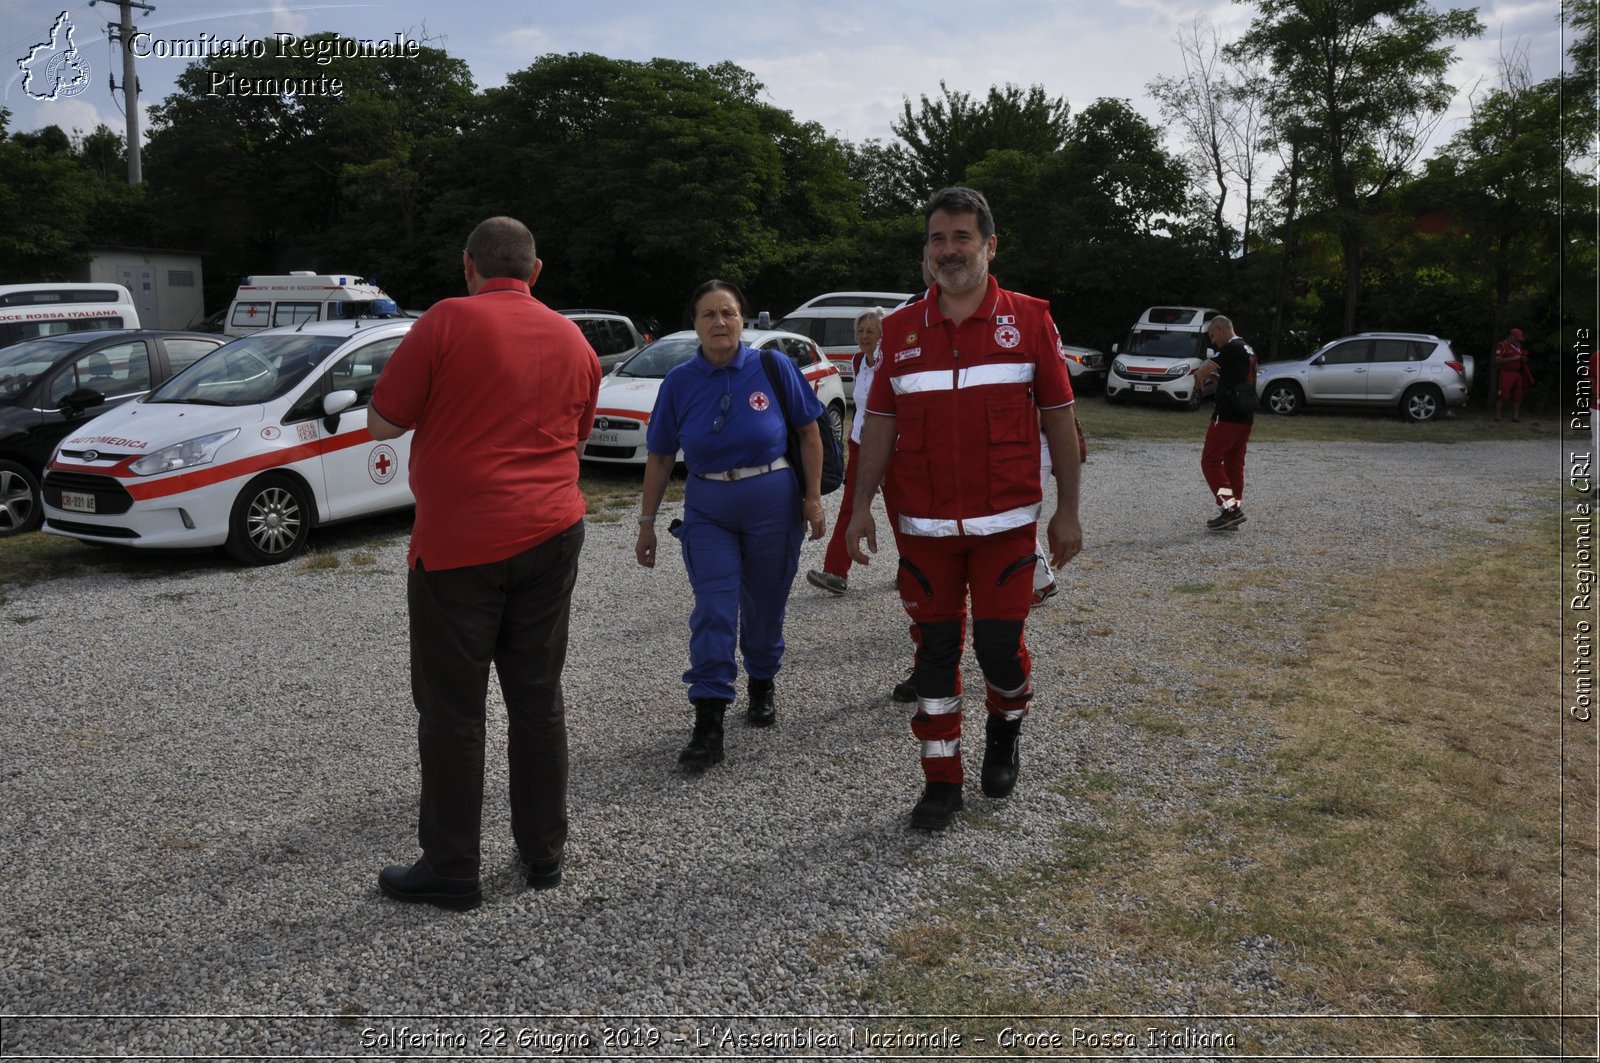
[[0, 283, 141, 350], [225, 272, 399, 337]]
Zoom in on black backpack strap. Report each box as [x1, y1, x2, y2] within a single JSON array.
[[759, 348, 793, 430]]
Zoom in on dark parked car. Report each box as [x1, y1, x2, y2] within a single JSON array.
[[0, 329, 226, 535]]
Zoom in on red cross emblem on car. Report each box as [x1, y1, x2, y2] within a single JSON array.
[[748, 391, 770, 412], [369, 444, 398, 484]]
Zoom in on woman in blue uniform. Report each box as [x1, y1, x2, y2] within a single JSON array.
[[635, 280, 826, 770]]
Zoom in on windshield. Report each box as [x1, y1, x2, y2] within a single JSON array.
[[149, 334, 343, 406], [1124, 329, 1205, 360], [0, 336, 80, 404], [616, 334, 703, 379]]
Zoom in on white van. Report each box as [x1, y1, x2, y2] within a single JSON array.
[[225, 272, 398, 337], [777, 291, 911, 399], [1106, 305, 1221, 410], [0, 283, 140, 350]]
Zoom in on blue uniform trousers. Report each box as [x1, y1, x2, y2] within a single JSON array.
[[677, 469, 803, 702]]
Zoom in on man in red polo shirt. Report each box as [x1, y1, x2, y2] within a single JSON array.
[[368, 216, 601, 909], [1494, 327, 1532, 422], [845, 186, 1083, 831]]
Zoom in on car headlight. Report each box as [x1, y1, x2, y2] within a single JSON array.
[[1112, 358, 1127, 375], [129, 428, 240, 476], [1167, 364, 1192, 378]]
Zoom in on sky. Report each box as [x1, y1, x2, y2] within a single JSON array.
[[0, 0, 1576, 163]]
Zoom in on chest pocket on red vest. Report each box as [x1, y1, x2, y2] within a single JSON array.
[[986, 398, 1038, 509], [892, 405, 932, 508]]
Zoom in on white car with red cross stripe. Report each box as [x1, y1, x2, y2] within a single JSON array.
[[40, 318, 416, 564], [582, 328, 846, 465]]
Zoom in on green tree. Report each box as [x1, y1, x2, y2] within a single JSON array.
[[143, 33, 476, 311], [1230, 0, 1483, 334], [456, 53, 873, 326], [0, 113, 151, 281], [891, 81, 1071, 201], [968, 98, 1203, 349]]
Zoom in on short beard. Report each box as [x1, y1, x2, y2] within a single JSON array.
[[934, 258, 987, 296]]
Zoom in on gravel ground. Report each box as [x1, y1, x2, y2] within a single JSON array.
[[0, 436, 1558, 1058]]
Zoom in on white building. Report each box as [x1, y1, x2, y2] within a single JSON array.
[[74, 247, 207, 330]]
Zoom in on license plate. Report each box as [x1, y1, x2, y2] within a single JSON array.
[[588, 431, 621, 445], [61, 490, 96, 513], [1134, 384, 1155, 393]]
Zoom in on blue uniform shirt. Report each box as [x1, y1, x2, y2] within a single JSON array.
[[647, 344, 823, 476]]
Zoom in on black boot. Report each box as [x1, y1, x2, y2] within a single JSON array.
[[747, 677, 776, 727], [891, 667, 917, 703], [678, 698, 727, 770], [980, 715, 1022, 798], [910, 780, 964, 830]]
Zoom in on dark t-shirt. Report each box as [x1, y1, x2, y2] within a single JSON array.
[[1211, 335, 1257, 424]]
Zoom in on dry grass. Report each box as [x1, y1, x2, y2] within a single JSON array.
[[1083, 396, 1563, 444], [864, 509, 1591, 1057]]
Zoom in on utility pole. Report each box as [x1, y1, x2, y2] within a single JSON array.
[[95, 0, 156, 185]]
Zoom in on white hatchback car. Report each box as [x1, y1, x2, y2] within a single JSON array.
[[582, 329, 847, 465], [41, 318, 417, 564]]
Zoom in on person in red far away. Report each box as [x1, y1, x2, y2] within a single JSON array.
[[1494, 327, 1532, 422]]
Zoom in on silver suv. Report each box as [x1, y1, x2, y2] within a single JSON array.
[[1255, 332, 1474, 423], [560, 310, 649, 371]]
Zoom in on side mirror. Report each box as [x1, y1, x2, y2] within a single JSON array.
[[322, 389, 357, 432], [1110, 343, 1119, 354], [1310, 355, 1325, 367], [756, 311, 772, 330], [59, 387, 106, 415]]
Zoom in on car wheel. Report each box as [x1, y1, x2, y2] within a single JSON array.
[[1401, 385, 1442, 423], [1264, 381, 1303, 416], [0, 458, 42, 537], [225, 472, 312, 565], [826, 401, 846, 447]]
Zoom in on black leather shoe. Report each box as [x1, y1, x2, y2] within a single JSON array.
[[521, 855, 563, 891], [892, 669, 917, 703], [678, 699, 727, 770], [747, 677, 776, 727], [980, 715, 1022, 798], [910, 780, 964, 831], [378, 860, 481, 911]]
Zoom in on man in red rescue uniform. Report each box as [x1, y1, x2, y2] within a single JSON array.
[[845, 186, 1083, 830]]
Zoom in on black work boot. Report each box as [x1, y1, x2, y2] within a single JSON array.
[[980, 715, 1022, 798], [910, 780, 964, 831], [678, 698, 727, 770], [746, 677, 776, 727]]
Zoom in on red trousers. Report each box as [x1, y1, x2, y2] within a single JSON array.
[[897, 524, 1036, 784], [822, 438, 900, 576], [1201, 418, 1252, 509]]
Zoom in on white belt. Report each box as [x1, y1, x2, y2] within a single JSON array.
[[697, 456, 790, 482], [898, 502, 1040, 537]]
